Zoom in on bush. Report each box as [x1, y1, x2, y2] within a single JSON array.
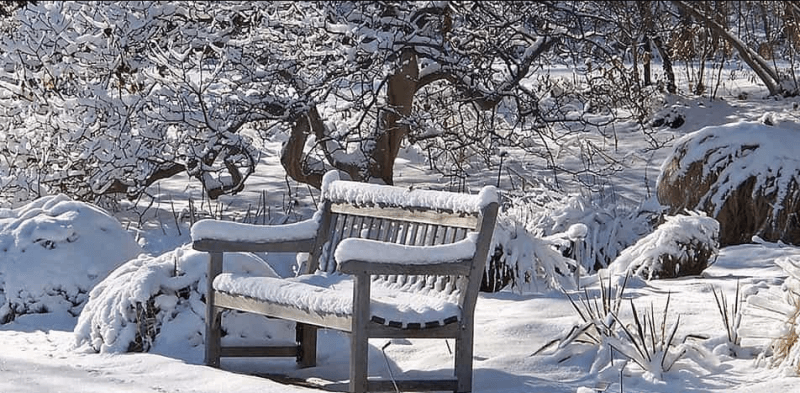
[[608, 211, 719, 280], [74, 245, 293, 354], [0, 194, 143, 324]]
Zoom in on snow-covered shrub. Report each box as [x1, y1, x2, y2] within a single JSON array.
[[486, 216, 579, 293], [502, 189, 658, 273], [608, 212, 719, 280], [74, 245, 293, 354], [743, 255, 800, 373], [658, 120, 800, 246], [0, 194, 143, 324]]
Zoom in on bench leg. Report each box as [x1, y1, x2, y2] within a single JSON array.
[[454, 325, 474, 392], [205, 305, 222, 367], [205, 252, 223, 368], [349, 332, 368, 393], [297, 323, 317, 368], [350, 274, 370, 393]]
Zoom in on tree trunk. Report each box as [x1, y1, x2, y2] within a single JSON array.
[[371, 49, 419, 185], [673, 0, 786, 96], [651, 35, 676, 94], [643, 35, 652, 86]]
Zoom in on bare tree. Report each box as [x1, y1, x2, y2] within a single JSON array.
[[673, 0, 797, 97], [278, 2, 558, 188]]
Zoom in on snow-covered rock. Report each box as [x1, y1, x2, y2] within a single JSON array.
[[658, 121, 800, 246]]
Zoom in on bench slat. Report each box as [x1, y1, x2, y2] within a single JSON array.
[[193, 238, 315, 253], [368, 378, 458, 392], [214, 291, 353, 332], [220, 346, 298, 358]]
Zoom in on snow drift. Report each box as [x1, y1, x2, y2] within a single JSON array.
[[0, 194, 143, 323]]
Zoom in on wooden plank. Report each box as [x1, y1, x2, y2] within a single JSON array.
[[213, 291, 352, 332], [331, 203, 479, 228], [366, 322, 460, 339], [219, 345, 298, 358], [368, 379, 458, 392], [297, 323, 317, 368], [339, 260, 472, 276], [193, 238, 315, 253], [306, 201, 332, 274]]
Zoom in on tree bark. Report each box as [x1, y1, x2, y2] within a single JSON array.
[[372, 49, 418, 185]]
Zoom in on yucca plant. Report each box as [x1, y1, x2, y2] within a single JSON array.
[[534, 271, 718, 379], [533, 272, 629, 357], [605, 293, 684, 377]]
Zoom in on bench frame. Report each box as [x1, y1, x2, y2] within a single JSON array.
[[193, 173, 499, 393]]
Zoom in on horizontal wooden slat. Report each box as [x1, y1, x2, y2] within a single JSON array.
[[369, 378, 458, 392], [214, 291, 353, 332], [338, 260, 472, 276], [220, 345, 298, 358], [366, 320, 460, 338], [193, 238, 315, 253], [330, 203, 479, 229]]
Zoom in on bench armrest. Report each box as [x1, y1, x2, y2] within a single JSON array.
[[191, 216, 319, 253], [335, 235, 477, 276]]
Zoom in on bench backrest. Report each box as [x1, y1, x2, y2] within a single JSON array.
[[306, 171, 499, 311]]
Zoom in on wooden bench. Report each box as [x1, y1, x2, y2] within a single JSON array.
[[191, 170, 499, 393]]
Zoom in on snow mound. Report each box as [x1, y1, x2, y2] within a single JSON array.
[[74, 244, 294, 355], [608, 212, 719, 280], [0, 194, 143, 324]]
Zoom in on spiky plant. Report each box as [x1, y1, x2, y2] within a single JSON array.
[[711, 280, 743, 349], [534, 272, 717, 379]]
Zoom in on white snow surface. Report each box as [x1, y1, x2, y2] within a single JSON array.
[[214, 272, 461, 327], [191, 213, 321, 243], [334, 233, 477, 266], [7, 83, 800, 393]]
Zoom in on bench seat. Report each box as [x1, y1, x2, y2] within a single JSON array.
[[214, 272, 462, 330]]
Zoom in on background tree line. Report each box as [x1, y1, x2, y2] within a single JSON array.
[[0, 1, 797, 206]]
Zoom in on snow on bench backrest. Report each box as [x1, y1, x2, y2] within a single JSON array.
[[321, 171, 498, 215], [311, 171, 498, 299]]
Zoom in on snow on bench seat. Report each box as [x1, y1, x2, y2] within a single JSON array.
[[213, 272, 461, 329]]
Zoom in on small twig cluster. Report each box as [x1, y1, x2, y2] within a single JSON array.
[[711, 280, 742, 348]]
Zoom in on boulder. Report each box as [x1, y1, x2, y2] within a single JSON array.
[[657, 121, 800, 246]]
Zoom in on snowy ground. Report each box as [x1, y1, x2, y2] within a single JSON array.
[[4, 71, 800, 392]]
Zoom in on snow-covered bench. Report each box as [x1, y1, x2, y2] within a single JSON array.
[[191, 171, 499, 393]]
